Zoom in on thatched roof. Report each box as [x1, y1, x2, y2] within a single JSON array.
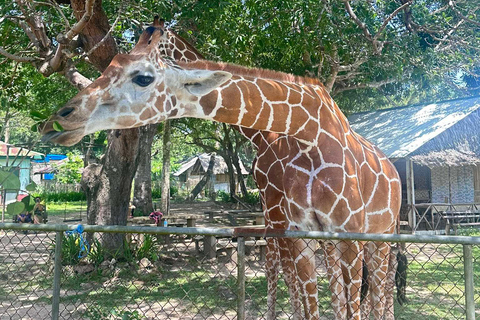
[[348, 96, 480, 167], [173, 153, 249, 176]]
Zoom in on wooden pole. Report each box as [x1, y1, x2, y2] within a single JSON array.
[[406, 158, 416, 232]]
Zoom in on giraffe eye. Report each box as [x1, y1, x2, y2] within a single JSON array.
[[132, 75, 155, 87]]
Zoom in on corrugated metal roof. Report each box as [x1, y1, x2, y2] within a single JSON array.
[[348, 96, 480, 159], [0, 141, 44, 158]]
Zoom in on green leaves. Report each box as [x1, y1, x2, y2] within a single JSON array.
[[21, 195, 36, 212], [26, 181, 37, 192], [53, 121, 64, 132], [7, 201, 25, 216], [30, 110, 48, 121], [0, 168, 20, 191]]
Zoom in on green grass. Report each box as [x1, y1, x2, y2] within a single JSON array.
[[2, 230, 480, 319], [46, 201, 87, 216]]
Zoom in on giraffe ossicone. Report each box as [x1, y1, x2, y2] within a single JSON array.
[[40, 20, 401, 320]]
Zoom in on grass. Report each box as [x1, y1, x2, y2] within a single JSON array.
[[1, 228, 480, 319], [46, 201, 87, 216]]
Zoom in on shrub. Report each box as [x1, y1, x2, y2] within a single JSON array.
[[36, 191, 86, 202], [243, 190, 260, 205], [151, 185, 178, 199], [216, 190, 232, 203]]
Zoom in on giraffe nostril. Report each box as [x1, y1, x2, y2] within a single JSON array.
[[58, 107, 75, 117]]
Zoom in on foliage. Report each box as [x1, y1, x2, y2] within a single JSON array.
[[151, 185, 178, 200], [60, 233, 83, 266], [135, 234, 159, 262], [37, 191, 86, 203], [243, 190, 260, 205], [216, 190, 233, 203], [54, 152, 84, 184]]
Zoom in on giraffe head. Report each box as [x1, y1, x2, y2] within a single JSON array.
[[40, 17, 231, 146]]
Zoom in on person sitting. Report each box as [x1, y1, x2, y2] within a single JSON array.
[[32, 197, 47, 224], [16, 212, 33, 223]]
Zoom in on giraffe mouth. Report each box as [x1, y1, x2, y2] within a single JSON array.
[[41, 128, 86, 146]]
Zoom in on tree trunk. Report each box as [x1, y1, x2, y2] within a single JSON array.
[[160, 120, 171, 215], [70, 0, 142, 253], [187, 153, 216, 201], [232, 151, 248, 198], [81, 128, 139, 253], [224, 153, 237, 199], [70, 0, 117, 71], [133, 124, 158, 216]]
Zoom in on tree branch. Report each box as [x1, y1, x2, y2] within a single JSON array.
[[448, 1, 480, 27], [373, 1, 413, 41], [333, 78, 397, 95], [61, 0, 95, 43], [0, 47, 39, 62]]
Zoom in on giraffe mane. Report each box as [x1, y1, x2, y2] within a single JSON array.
[[177, 60, 324, 87]]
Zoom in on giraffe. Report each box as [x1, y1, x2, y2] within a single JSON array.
[[154, 20, 303, 318], [157, 21, 400, 320], [40, 20, 401, 319]]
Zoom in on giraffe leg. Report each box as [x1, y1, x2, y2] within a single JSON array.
[[290, 237, 320, 319], [281, 237, 303, 319], [324, 240, 364, 320], [384, 245, 398, 320], [364, 241, 392, 320], [266, 237, 280, 320]]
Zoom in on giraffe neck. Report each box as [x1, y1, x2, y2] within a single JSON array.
[[159, 30, 204, 62], [171, 60, 350, 147]]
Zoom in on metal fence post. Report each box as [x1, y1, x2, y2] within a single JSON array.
[[52, 231, 63, 320], [463, 244, 475, 320], [237, 237, 246, 320]]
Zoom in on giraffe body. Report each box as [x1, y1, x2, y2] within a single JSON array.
[[40, 21, 401, 319]]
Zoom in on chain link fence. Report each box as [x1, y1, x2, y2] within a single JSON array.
[[0, 223, 479, 320]]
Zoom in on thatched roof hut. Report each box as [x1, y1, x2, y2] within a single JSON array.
[[348, 96, 480, 231], [349, 96, 480, 167]]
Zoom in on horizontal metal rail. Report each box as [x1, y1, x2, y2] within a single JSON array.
[[2, 222, 480, 245]]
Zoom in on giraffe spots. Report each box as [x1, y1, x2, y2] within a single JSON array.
[[346, 134, 365, 163], [269, 103, 290, 133], [366, 175, 390, 212], [360, 163, 377, 204], [302, 89, 321, 117], [222, 85, 242, 112], [258, 79, 288, 102], [154, 95, 166, 113], [115, 116, 137, 128], [343, 175, 363, 212], [289, 108, 310, 134], [318, 166, 345, 195], [169, 109, 178, 117], [319, 134, 344, 165], [311, 185, 338, 217], [320, 105, 344, 146], [288, 90, 302, 105], [139, 107, 154, 121], [200, 89, 218, 116]]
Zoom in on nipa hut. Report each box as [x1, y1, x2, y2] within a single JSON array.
[[173, 153, 249, 194], [348, 96, 480, 232]]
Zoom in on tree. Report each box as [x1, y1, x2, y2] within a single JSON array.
[[2, 0, 480, 239]]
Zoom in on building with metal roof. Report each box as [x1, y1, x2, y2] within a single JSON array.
[[348, 96, 480, 232]]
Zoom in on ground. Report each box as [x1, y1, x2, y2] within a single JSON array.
[[0, 201, 479, 319]]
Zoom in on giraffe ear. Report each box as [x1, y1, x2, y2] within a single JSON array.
[[181, 70, 232, 96]]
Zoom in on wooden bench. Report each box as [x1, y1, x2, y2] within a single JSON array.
[[443, 210, 480, 235], [198, 234, 267, 261]]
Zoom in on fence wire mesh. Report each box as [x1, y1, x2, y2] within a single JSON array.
[[0, 224, 478, 320]]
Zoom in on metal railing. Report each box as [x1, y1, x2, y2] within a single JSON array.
[[0, 222, 479, 319]]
